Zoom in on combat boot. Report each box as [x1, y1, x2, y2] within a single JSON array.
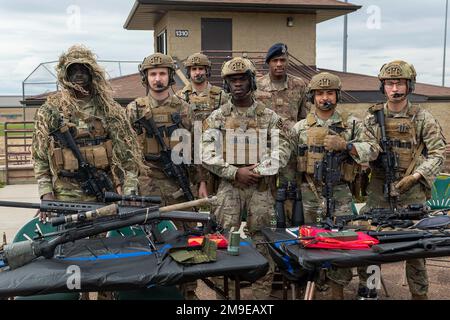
[[330, 282, 344, 300]]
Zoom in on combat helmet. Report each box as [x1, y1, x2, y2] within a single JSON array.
[[221, 57, 257, 93], [139, 53, 176, 86], [184, 53, 212, 79], [306, 72, 342, 104], [378, 60, 417, 94]]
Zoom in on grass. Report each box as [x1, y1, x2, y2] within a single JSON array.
[[0, 123, 34, 137]]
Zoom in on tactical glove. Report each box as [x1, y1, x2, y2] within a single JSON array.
[[394, 174, 419, 194]]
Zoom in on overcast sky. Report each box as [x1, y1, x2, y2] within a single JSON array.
[[0, 0, 449, 95]]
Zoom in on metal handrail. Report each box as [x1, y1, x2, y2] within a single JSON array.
[[4, 121, 34, 184]]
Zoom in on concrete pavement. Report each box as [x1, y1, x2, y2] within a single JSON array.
[[0, 184, 39, 243]]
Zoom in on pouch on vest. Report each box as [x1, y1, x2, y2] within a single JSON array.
[[385, 118, 415, 171], [296, 144, 308, 173], [306, 127, 328, 174]]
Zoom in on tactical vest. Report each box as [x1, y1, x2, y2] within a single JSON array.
[[384, 116, 416, 171], [373, 104, 421, 173], [222, 105, 270, 167], [296, 113, 357, 182], [188, 86, 223, 122], [51, 115, 113, 173], [135, 97, 182, 158]]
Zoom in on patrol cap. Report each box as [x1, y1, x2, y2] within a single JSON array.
[[185, 53, 211, 67], [378, 60, 417, 82], [308, 72, 342, 92], [139, 53, 175, 73], [221, 57, 256, 79], [265, 43, 288, 63]]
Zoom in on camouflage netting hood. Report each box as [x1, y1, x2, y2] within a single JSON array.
[[36, 45, 147, 184]]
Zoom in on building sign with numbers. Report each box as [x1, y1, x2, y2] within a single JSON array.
[[175, 30, 189, 37]]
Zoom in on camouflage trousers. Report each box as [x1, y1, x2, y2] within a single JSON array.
[[301, 179, 354, 288], [212, 180, 276, 299], [358, 197, 429, 297], [356, 259, 428, 296]]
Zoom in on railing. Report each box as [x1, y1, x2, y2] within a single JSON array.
[[4, 122, 34, 184], [200, 50, 359, 103]]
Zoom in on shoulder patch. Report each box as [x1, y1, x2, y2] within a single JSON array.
[[209, 86, 222, 95], [135, 97, 150, 108], [368, 103, 384, 114], [306, 113, 316, 126]]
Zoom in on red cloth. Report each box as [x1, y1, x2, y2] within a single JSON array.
[[188, 234, 228, 248], [299, 226, 379, 250]]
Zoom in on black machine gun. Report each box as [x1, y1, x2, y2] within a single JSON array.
[[0, 197, 215, 270], [50, 119, 114, 202], [368, 215, 450, 253], [275, 182, 304, 228], [314, 150, 349, 228], [335, 204, 431, 229], [135, 113, 194, 202], [374, 108, 399, 212]]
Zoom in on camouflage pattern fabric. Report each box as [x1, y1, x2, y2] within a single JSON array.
[[32, 45, 141, 200], [202, 98, 290, 299], [278, 110, 362, 289], [355, 101, 446, 297], [256, 73, 309, 184], [176, 82, 228, 190], [202, 99, 291, 180], [354, 102, 446, 207], [126, 94, 194, 200], [256, 73, 309, 129]]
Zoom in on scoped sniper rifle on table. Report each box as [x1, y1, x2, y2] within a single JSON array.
[[0, 197, 216, 270], [333, 203, 431, 229]]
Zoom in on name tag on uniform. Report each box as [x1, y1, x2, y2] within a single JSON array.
[[153, 114, 170, 123], [276, 98, 284, 106]]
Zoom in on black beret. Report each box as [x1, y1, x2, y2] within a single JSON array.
[[265, 43, 288, 63]]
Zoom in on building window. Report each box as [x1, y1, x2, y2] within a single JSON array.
[[157, 30, 167, 54]]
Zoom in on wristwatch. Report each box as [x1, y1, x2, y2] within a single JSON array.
[[346, 143, 354, 152]]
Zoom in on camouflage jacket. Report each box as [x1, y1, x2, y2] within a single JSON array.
[[32, 96, 139, 200], [126, 94, 192, 178], [176, 82, 228, 121], [278, 110, 362, 175], [176, 82, 228, 183], [355, 101, 446, 189], [256, 73, 309, 129], [201, 99, 291, 180]]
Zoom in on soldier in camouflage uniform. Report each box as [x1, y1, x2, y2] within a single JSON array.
[[352, 60, 446, 300], [126, 53, 193, 205], [278, 72, 361, 299], [32, 45, 142, 205], [256, 43, 309, 195], [202, 57, 291, 299], [176, 53, 228, 198], [125, 53, 198, 300]]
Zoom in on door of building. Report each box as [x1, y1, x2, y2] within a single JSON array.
[[201, 18, 232, 85]]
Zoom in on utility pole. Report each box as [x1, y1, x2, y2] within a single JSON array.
[[443, 0, 449, 86], [343, 0, 348, 72]]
